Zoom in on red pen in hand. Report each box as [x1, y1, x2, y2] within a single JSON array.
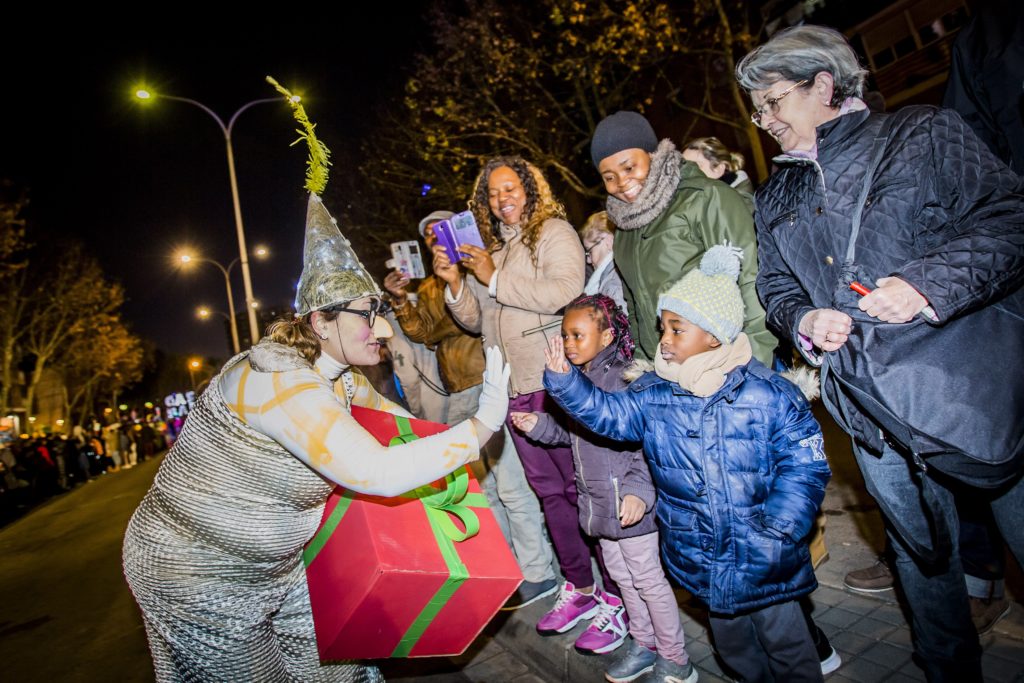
[[850, 282, 938, 321]]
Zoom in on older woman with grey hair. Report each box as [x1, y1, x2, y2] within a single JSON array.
[[736, 24, 1024, 683]]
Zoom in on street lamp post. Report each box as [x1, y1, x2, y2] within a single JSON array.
[[178, 247, 268, 354], [196, 305, 235, 351], [136, 89, 291, 344], [183, 254, 240, 353], [187, 358, 202, 391]]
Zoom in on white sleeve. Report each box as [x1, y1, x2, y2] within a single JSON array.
[[225, 364, 479, 497], [444, 283, 464, 304]]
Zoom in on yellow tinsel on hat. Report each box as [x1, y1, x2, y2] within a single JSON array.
[[266, 76, 380, 317]]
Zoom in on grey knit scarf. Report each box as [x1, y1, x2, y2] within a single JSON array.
[[605, 139, 683, 231]]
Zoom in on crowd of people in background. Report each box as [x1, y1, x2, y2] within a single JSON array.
[[0, 417, 169, 524]]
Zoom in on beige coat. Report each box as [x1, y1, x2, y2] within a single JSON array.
[[447, 218, 584, 396]]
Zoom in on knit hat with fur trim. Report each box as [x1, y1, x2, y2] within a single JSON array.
[[657, 244, 745, 343]]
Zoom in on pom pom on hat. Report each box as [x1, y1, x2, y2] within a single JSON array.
[[657, 243, 746, 343], [590, 111, 659, 168], [699, 243, 744, 280]]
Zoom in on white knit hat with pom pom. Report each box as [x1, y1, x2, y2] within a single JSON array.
[[657, 243, 745, 343]]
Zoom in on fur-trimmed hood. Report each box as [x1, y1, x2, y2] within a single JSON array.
[[248, 339, 311, 373]]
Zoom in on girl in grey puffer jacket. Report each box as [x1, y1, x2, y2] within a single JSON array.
[[512, 294, 692, 682]]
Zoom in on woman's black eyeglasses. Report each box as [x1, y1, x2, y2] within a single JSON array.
[[333, 300, 388, 328]]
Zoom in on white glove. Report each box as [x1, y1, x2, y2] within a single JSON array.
[[474, 346, 511, 431]]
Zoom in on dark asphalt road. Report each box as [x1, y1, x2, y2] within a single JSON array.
[[0, 458, 159, 682], [2, 408, 1020, 682]]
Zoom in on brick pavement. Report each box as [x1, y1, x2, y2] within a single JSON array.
[[386, 559, 1024, 683], [386, 403, 1024, 682]]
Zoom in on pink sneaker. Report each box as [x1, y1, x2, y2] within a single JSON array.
[[574, 589, 629, 654], [536, 582, 601, 634]]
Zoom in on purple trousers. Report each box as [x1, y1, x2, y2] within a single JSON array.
[[600, 532, 687, 664], [507, 390, 615, 593]]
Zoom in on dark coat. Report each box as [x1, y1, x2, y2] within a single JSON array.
[[943, 2, 1024, 174], [754, 107, 1024, 453], [530, 344, 656, 540], [544, 359, 830, 615]]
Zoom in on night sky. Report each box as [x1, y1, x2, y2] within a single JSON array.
[[2, 10, 430, 359]]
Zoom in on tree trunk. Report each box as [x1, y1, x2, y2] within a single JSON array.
[[61, 384, 71, 436], [743, 121, 769, 184], [0, 337, 14, 414], [711, 0, 770, 183], [24, 353, 50, 421], [76, 384, 95, 430]]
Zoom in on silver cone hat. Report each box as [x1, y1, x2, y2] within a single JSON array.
[[294, 193, 380, 316]]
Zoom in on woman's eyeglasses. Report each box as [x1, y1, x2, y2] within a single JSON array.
[[333, 300, 388, 328], [583, 236, 605, 261], [750, 80, 808, 128]]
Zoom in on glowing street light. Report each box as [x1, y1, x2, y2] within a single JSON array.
[[187, 358, 202, 390], [175, 246, 269, 354], [135, 85, 292, 345]]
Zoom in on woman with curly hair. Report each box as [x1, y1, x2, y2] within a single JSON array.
[[435, 157, 623, 651]]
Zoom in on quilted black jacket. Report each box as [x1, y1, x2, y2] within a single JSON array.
[[754, 106, 1024, 449]]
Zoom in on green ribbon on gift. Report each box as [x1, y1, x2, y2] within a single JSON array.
[[303, 413, 488, 657]]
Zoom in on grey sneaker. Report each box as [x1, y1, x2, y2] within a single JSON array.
[[970, 596, 1011, 635], [605, 639, 657, 682], [637, 655, 698, 683], [500, 578, 558, 611]]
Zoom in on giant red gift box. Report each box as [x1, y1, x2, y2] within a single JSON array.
[[303, 406, 523, 659]]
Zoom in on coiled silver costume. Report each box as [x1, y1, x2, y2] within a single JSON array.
[[123, 352, 380, 683]]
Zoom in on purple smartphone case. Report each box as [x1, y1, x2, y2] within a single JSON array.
[[434, 211, 485, 263]]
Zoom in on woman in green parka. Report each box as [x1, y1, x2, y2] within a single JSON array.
[[590, 111, 775, 363], [591, 113, 844, 678]]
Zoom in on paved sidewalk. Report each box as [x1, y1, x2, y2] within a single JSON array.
[[386, 405, 1024, 682]]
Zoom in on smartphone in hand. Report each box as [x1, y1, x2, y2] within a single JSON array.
[[388, 241, 426, 279], [432, 211, 485, 263]]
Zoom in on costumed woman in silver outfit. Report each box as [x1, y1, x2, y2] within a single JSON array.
[[122, 89, 511, 682]]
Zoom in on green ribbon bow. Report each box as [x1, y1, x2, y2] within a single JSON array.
[[305, 414, 487, 657]]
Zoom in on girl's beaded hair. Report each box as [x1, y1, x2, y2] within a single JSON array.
[[565, 293, 634, 361]]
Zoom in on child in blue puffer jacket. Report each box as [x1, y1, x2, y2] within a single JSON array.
[[512, 294, 692, 683], [544, 245, 831, 683]]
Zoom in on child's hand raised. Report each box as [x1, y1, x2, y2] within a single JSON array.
[[619, 494, 646, 528], [509, 411, 538, 434], [544, 336, 569, 373]]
